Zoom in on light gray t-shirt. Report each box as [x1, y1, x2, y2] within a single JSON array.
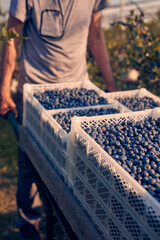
[[10, 0, 109, 92]]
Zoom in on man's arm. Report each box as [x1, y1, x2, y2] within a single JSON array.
[[88, 11, 117, 92], [0, 14, 24, 117]]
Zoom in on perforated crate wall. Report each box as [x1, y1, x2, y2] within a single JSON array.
[[69, 108, 160, 240], [23, 92, 69, 182]]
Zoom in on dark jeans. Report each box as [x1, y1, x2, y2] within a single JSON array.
[[16, 91, 41, 231]]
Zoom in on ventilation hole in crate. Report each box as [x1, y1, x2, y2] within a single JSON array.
[[81, 121, 89, 129], [88, 145, 94, 152], [142, 233, 151, 240], [86, 168, 97, 189], [111, 196, 125, 223], [113, 174, 128, 197], [147, 207, 160, 236], [76, 156, 86, 176], [76, 135, 87, 154], [97, 181, 110, 204], [99, 164, 112, 183], [128, 189, 146, 216], [88, 151, 99, 167], [108, 219, 121, 239], [74, 176, 85, 196], [85, 189, 95, 210], [125, 213, 141, 238], [108, 118, 118, 126], [95, 203, 107, 227]]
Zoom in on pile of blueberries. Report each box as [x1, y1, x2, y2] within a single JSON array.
[[82, 117, 160, 202], [34, 88, 108, 110], [116, 96, 160, 111], [53, 107, 119, 133]]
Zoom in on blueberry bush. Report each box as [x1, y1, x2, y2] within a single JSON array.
[[88, 7, 160, 96], [0, 5, 25, 44], [0, 27, 26, 44]]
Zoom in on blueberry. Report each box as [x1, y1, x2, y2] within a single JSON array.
[[131, 166, 137, 173], [142, 171, 149, 177], [117, 96, 160, 111], [148, 178, 156, 185], [149, 169, 155, 176], [127, 161, 133, 168], [142, 157, 150, 164], [143, 164, 151, 171], [150, 161, 157, 170], [135, 174, 142, 181], [156, 167, 160, 174], [35, 87, 109, 110]]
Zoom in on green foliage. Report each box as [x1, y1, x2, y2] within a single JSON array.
[[113, 8, 160, 95], [0, 3, 27, 44], [88, 7, 160, 96], [0, 27, 28, 44]]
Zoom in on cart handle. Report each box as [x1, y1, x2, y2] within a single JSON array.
[[7, 111, 19, 139]]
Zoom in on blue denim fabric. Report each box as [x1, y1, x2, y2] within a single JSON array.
[[16, 91, 41, 237]]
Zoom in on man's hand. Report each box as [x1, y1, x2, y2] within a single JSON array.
[[0, 93, 18, 118], [88, 11, 117, 92]]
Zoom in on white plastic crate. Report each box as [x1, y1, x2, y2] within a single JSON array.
[[105, 88, 160, 111], [23, 103, 127, 182], [69, 108, 160, 240], [23, 80, 130, 111], [23, 95, 69, 181], [23, 81, 128, 183]]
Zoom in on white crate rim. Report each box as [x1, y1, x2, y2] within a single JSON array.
[[106, 88, 160, 103]]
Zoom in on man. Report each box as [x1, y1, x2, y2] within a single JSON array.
[[0, 0, 116, 239]]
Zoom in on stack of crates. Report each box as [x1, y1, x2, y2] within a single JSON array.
[[23, 82, 160, 240], [23, 80, 127, 183]]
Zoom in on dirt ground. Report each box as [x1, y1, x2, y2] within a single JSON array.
[[0, 117, 67, 240]]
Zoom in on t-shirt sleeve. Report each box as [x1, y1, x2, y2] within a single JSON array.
[[93, 0, 110, 12], [9, 0, 31, 22]]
